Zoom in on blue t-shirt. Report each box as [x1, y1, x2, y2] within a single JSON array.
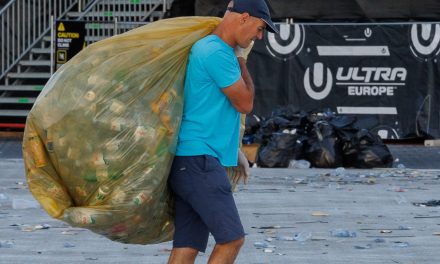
[[175, 35, 241, 166]]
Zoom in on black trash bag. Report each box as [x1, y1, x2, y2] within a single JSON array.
[[351, 115, 378, 131], [286, 111, 309, 129], [269, 106, 302, 129], [330, 115, 359, 141], [272, 116, 293, 130], [343, 129, 393, 168], [306, 108, 334, 124], [329, 115, 357, 130], [254, 118, 277, 144], [271, 105, 298, 120], [257, 132, 303, 168], [245, 114, 262, 135], [304, 121, 343, 168], [271, 106, 309, 128]]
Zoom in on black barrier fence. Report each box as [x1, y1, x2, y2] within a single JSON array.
[[195, 0, 440, 21], [247, 22, 440, 139]]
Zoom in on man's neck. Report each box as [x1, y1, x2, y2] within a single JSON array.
[[212, 20, 237, 48]]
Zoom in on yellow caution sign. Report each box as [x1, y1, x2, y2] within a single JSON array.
[[58, 22, 65, 32], [55, 21, 85, 70]]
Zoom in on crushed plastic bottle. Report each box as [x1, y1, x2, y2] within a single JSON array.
[[35, 224, 51, 230], [330, 229, 357, 238], [332, 167, 346, 177], [288, 160, 311, 169], [293, 232, 312, 242], [21, 225, 36, 232], [393, 241, 409, 248], [0, 240, 15, 248], [354, 244, 372, 249], [63, 242, 76, 248], [276, 236, 295, 241], [253, 242, 276, 249], [397, 164, 406, 169]]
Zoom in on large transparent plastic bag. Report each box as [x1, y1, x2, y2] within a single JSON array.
[[22, 17, 226, 244]]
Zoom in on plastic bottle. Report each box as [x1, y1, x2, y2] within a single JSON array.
[[0, 241, 14, 248], [110, 187, 127, 205], [132, 190, 153, 206], [393, 242, 409, 248], [332, 167, 346, 177], [27, 132, 48, 168], [45, 129, 54, 153], [276, 236, 294, 241], [88, 185, 111, 205], [150, 89, 177, 115], [111, 223, 129, 238], [293, 232, 312, 242], [288, 159, 311, 169], [84, 91, 96, 101], [109, 99, 127, 114], [96, 165, 109, 182], [47, 181, 67, 199], [330, 229, 357, 238], [65, 209, 111, 226]]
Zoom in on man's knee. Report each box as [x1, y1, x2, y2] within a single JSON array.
[[168, 247, 199, 264], [222, 236, 245, 249], [234, 236, 245, 247]]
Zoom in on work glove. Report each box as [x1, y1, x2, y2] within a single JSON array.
[[232, 149, 250, 185], [234, 41, 255, 61]]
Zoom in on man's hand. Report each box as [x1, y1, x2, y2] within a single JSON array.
[[232, 149, 250, 185], [234, 41, 255, 61]]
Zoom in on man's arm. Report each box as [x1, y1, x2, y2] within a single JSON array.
[[222, 57, 255, 114]]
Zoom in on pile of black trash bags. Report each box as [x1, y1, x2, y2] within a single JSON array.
[[245, 107, 394, 168]]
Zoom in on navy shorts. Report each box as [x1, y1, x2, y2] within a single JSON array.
[[168, 155, 245, 252]]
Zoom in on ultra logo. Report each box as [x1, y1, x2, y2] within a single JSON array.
[[265, 23, 305, 60], [303, 63, 407, 100], [410, 24, 440, 60], [303, 63, 333, 100]]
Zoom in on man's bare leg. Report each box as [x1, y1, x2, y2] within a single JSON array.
[[208, 237, 245, 264], [168, 247, 199, 264]]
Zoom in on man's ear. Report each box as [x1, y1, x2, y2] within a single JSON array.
[[241, 12, 250, 24]]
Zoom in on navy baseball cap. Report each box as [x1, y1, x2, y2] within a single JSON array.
[[228, 0, 279, 34]]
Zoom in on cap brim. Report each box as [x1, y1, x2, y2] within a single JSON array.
[[261, 18, 279, 34]]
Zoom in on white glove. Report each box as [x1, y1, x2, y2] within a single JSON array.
[[234, 41, 255, 61], [232, 149, 250, 185]]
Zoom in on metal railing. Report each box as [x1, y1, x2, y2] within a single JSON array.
[[76, 0, 171, 22], [83, 20, 148, 45], [1, 0, 172, 82], [0, 0, 95, 81]]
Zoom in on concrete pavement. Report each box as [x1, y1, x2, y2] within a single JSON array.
[[1, 158, 440, 263]]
